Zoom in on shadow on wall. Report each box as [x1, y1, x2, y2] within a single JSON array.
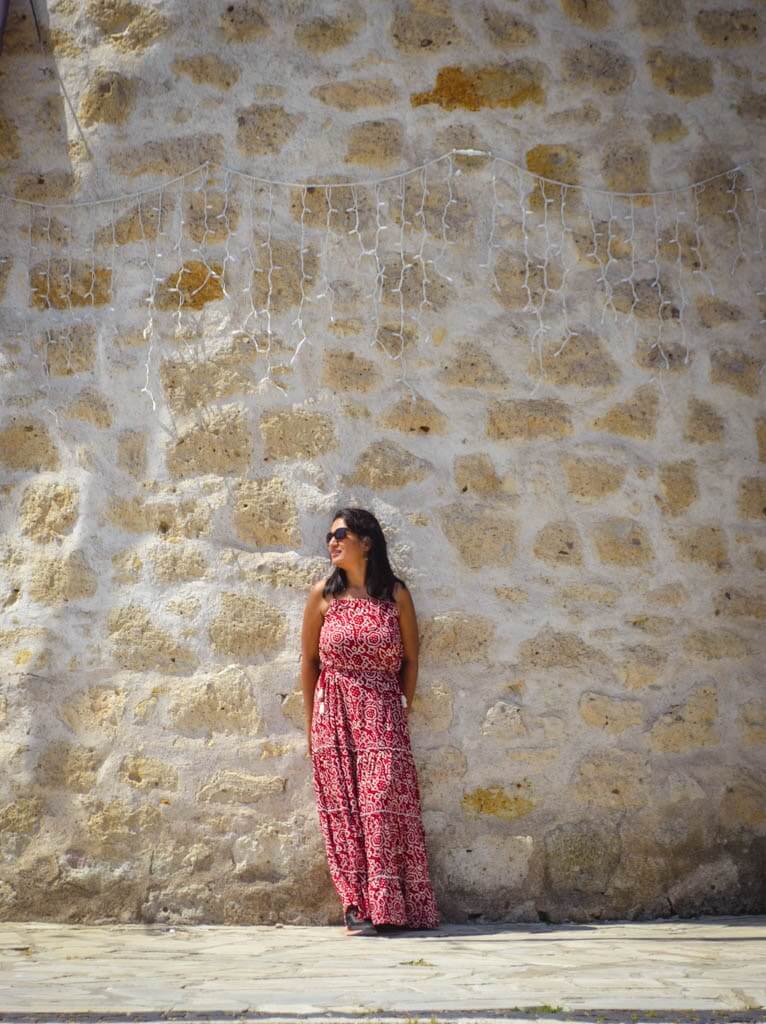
[[0, 0, 81, 202]]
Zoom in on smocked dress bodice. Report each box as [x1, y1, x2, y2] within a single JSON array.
[[319, 597, 404, 680]]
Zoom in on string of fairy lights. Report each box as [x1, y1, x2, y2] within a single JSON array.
[[0, 149, 763, 434]]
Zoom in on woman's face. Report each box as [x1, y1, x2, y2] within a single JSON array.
[[327, 518, 369, 568]]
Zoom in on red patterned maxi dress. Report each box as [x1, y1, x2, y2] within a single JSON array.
[[310, 595, 440, 929]]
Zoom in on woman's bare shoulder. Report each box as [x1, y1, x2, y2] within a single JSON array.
[[308, 577, 333, 616]]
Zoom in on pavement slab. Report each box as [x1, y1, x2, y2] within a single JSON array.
[[0, 914, 764, 1022]]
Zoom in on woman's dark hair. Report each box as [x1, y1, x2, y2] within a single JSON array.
[[322, 507, 407, 602]]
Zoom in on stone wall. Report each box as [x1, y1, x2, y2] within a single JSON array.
[[0, 0, 764, 924]]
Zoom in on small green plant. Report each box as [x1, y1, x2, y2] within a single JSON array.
[[399, 957, 435, 967]]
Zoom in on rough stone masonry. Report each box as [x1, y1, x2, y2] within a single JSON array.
[[0, 0, 764, 925]]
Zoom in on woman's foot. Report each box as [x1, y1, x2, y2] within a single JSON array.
[[344, 906, 376, 935]]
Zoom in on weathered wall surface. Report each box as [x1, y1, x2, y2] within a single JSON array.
[[0, 0, 765, 925]]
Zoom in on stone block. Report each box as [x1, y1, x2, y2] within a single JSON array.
[[439, 502, 516, 568], [79, 69, 136, 126], [149, 543, 207, 583], [392, 0, 460, 52], [454, 453, 502, 495], [710, 349, 762, 397], [36, 742, 100, 792], [651, 113, 684, 143], [440, 833, 534, 894], [440, 342, 508, 389], [487, 398, 572, 440], [63, 388, 114, 428], [657, 460, 698, 516], [617, 642, 667, 690], [545, 822, 620, 891], [532, 520, 583, 566], [519, 626, 612, 672], [38, 323, 96, 376], [560, 0, 613, 30], [110, 134, 224, 177], [483, 7, 538, 47], [172, 54, 240, 89], [116, 431, 146, 478], [739, 700, 766, 745], [106, 495, 211, 538], [259, 408, 337, 459], [560, 455, 626, 501], [343, 439, 432, 489], [714, 587, 766, 620], [649, 687, 719, 752], [419, 612, 494, 664], [412, 62, 545, 110], [165, 405, 252, 479], [410, 683, 453, 732], [27, 551, 97, 605], [15, 171, 76, 202], [155, 260, 224, 311], [295, 12, 362, 52], [236, 104, 303, 156], [592, 516, 654, 567], [561, 40, 633, 94], [119, 755, 179, 791], [684, 397, 725, 443], [696, 296, 744, 327], [592, 384, 658, 439], [673, 525, 730, 570], [311, 77, 398, 111], [531, 329, 620, 389], [0, 114, 21, 160], [756, 418, 766, 461], [251, 237, 318, 314], [646, 48, 713, 97], [579, 691, 643, 733], [462, 783, 535, 820], [378, 394, 448, 435], [59, 686, 126, 735], [344, 119, 403, 167], [87, 0, 170, 51], [682, 628, 751, 661], [737, 477, 766, 519], [208, 593, 287, 659], [107, 604, 198, 673], [20, 480, 79, 542], [218, 3, 269, 42], [481, 699, 527, 739], [695, 8, 760, 47], [232, 477, 301, 546], [30, 259, 111, 309], [494, 249, 563, 310], [196, 770, 285, 803], [572, 749, 650, 809], [160, 345, 256, 414]]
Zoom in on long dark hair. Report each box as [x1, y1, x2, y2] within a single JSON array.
[[322, 507, 408, 602]]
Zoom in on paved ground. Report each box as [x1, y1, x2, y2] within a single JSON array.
[[0, 914, 764, 1023]]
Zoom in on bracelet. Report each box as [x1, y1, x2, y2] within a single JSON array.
[[401, 693, 408, 708]]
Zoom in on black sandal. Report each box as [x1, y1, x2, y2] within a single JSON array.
[[344, 906, 376, 935]]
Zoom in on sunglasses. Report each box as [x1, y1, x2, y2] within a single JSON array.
[[326, 527, 350, 545]]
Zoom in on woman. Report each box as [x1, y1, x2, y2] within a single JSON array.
[[300, 507, 440, 935]]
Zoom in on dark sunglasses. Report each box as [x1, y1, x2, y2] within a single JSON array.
[[326, 527, 350, 545]]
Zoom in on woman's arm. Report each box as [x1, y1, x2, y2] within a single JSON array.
[[300, 581, 325, 755], [395, 583, 419, 715]]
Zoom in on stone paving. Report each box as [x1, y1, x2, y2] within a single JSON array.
[[0, 915, 764, 1022]]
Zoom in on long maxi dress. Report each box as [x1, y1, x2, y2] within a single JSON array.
[[310, 594, 440, 929]]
